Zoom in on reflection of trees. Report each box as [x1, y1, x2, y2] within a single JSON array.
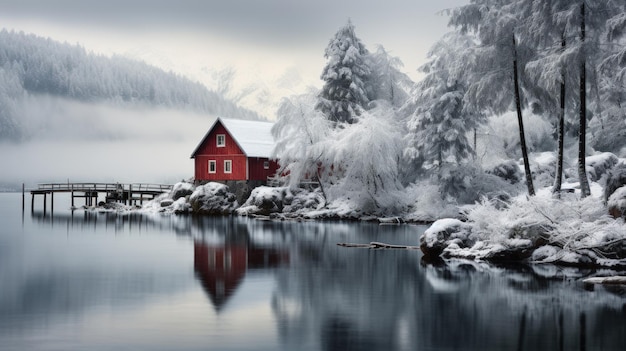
[[271, 222, 626, 351]]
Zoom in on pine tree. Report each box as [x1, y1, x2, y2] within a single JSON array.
[[316, 20, 371, 124], [406, 33, 481, 171]]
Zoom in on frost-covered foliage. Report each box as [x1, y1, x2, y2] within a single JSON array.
[[317, 105, 406, 214], [404, 181, 460, 222], [271, 92, 331, 189], [422, 193, 626, 267], [0, 30, 261, 141], [368, 45, 414, 110], [274, 91, 408, 215], [316, 20, 370, 124], [487, 111, 555, 158], [404, 33, 482, 175], [441, 164, 520, 204]]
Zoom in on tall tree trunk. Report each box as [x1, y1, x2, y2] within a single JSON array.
[[513, 35, 535, 196], [552, 35, 566, 198], [578, 3, 591, 198]]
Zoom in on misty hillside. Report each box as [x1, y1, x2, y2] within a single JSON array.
[[0, 29, 262, 141]]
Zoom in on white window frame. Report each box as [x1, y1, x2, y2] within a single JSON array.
[[216, 134, 226, 147], [224, 160, 232, 174], [263, 161, 270, 170], [208, 160, 216, 174]]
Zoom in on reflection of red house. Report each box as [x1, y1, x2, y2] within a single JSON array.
[[194, 241, 289, 312], [190, 117, 280, 182]]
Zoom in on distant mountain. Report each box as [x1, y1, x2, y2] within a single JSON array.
[[125, 46, 319, 120], [0, 29, 263, 141]]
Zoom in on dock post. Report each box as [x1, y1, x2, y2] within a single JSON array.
[[22, 183, 25, 212], [43, 193, 47, 215], [71, 184, 74, 208], [51, 192, 54, 214], [31, 193, 35, 213], [129, 184, 133, 206]]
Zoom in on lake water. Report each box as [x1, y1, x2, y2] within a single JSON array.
[[1, 192, 625, 351]]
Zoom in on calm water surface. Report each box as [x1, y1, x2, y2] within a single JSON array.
[[1, 192, 625, 351]]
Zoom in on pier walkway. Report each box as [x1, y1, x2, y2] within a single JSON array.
[[28, 182, 173, 213]]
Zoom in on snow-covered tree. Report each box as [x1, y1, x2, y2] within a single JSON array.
[[368, 45, 414, 110], [316, 20, 371, 124], [521, 1, 626, 197], [271, 91, 331, 201], [404, 33, 486, 198], [449, 0, 537, 196], [319, 103, 406, 213]]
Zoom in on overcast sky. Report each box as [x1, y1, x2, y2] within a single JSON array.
[[0, 0, 468, 93]]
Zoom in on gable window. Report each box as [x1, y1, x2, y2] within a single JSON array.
[[224, 160, 232, 174], [263, 161, 270, 170], [216, 134, 226, 147], [208, 160, 216, 174]]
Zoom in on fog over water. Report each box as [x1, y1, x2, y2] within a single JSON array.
[[0, 96, 217, 187]]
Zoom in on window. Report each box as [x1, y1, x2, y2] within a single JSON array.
[[208, 160, 216, 174], [216, 134, 226, 147], [263, 161, 270, 170], [224, 160, 232, 174]]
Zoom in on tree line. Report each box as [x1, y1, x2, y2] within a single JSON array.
[[0, 29, 262, 141], [272, 0, 626, 213]]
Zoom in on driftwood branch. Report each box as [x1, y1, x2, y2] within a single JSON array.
[[583, 276, 626, 285], [337, 242, 420, 250]]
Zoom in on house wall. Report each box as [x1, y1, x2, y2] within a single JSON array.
[[194, 122, 248, 181], [248, 158, 280, 181]]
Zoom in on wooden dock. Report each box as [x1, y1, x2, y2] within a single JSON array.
[[28, 182, 173, 213]]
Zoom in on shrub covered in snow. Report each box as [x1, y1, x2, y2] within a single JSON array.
[[436, 165, 521, 205], [421, 194, 626, 268]]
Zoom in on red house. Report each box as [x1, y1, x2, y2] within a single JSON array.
[[191, 117, 279, 183]]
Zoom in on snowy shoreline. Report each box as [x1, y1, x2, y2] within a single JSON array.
[[81, 157, 626, 272]]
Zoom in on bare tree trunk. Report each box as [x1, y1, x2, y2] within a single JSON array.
[[578, 3, 591, 198], [513, 35, 535, 196], [552, 35, 566, 198]]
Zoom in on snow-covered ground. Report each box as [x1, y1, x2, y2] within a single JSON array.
[[420, 153, 626, 268]]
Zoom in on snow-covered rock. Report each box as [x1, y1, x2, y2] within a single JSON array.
[[236, 186, 324, 217], [188, 182, 238, 215], [171, 182, 195, 200], [422, 194, 626, 268], [608, 186, 626, 219], [420, 219, 474, 258], [488, 159, 522, 184], [586, 152, 619, 182], [604, 163, 626, 203], [142, 181, 237, 215]]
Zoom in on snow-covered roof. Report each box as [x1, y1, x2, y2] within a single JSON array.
[[192, 117, 276, 158]]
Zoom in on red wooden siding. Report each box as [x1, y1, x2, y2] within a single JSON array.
[[193, 121, 248, 181], [194, 155, 247, 181], [248, 157, 280, 181]]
